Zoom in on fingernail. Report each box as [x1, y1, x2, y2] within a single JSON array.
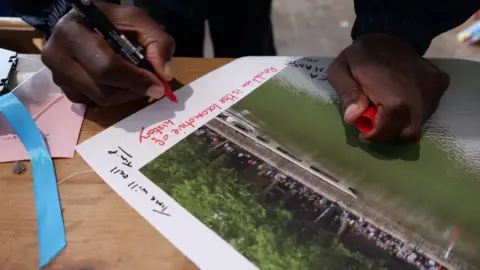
[[344, 104, 358, 122], [164, 63, 173, 81], [146, 85, 164, 99]]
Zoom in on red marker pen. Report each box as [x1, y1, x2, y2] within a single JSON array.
[[354, 106, 376, 133], [159, 78, 178, 103], [71, 0, 178, 104]]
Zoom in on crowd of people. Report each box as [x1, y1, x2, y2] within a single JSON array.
[[194, 125, 446, 270]]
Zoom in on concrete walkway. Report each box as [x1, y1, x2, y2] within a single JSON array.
[[204, 0, 480, 58]]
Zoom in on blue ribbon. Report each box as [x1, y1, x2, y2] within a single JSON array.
[[0, 93, 66, 268]]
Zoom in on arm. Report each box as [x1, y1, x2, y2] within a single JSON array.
[[8, 0, 120, 39], [8, 0, 65, 38], [352, 0, 479, 55]]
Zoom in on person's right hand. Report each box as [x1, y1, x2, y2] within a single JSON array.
[[41, 2, 175, 106]]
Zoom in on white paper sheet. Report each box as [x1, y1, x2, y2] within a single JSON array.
[[77, 56, 480, 270]]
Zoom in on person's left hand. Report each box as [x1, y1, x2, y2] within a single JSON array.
[[327, 33, 450, 142]]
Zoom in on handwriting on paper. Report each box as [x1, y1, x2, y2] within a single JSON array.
[[139, 67, 278, 147], [107, 146, 170, 216], [285, 57, 327, 81], [108, 146, 133, 167], [139, 120, 175, 144]]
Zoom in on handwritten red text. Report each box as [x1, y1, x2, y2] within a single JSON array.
[[171, 103, 222, 135], [139, 120, 175, 143], [139, 66, 278, 147], [242, 67, 278, 87]]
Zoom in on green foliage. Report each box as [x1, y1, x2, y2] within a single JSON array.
[[141, 137, 381, 270]]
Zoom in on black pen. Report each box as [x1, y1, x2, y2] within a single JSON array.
[[70, 0, 177, 103]]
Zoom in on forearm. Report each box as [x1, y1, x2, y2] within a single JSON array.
[[352, 0, 479, 55]]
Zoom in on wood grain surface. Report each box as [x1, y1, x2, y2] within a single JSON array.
[[0, 58, 233, 270]]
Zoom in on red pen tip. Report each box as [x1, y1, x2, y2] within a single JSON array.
[[166, 92, 178, 103], [159, 78, 178, 104]]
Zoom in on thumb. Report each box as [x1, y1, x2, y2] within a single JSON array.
[[327, 53, 369, 124], [342, 91, 369, 124]]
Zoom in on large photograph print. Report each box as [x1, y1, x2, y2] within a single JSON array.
[[76, 56, 480, 270], [139, 57, 480, 269]]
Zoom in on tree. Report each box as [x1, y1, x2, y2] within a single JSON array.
[[141, 136, 380, 270]]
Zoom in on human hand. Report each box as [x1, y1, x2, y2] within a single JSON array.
[[41, 2, 175, 106], [327, 33, 450, 142]]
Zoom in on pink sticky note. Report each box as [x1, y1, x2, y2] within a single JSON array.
[[0, 68, 86, 163]]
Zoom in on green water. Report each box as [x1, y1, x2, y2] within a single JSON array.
[[232, 74, 480, 264]]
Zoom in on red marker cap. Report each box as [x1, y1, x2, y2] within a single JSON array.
[[355, 106, 376, 133]]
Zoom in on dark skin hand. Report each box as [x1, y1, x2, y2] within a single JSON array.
[[327, 33, 451, 142], [41, 2, 175, 106]]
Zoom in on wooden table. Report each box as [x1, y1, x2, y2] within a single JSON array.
[[0, 17, 44, 53], [0, 58, 232, 270]]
